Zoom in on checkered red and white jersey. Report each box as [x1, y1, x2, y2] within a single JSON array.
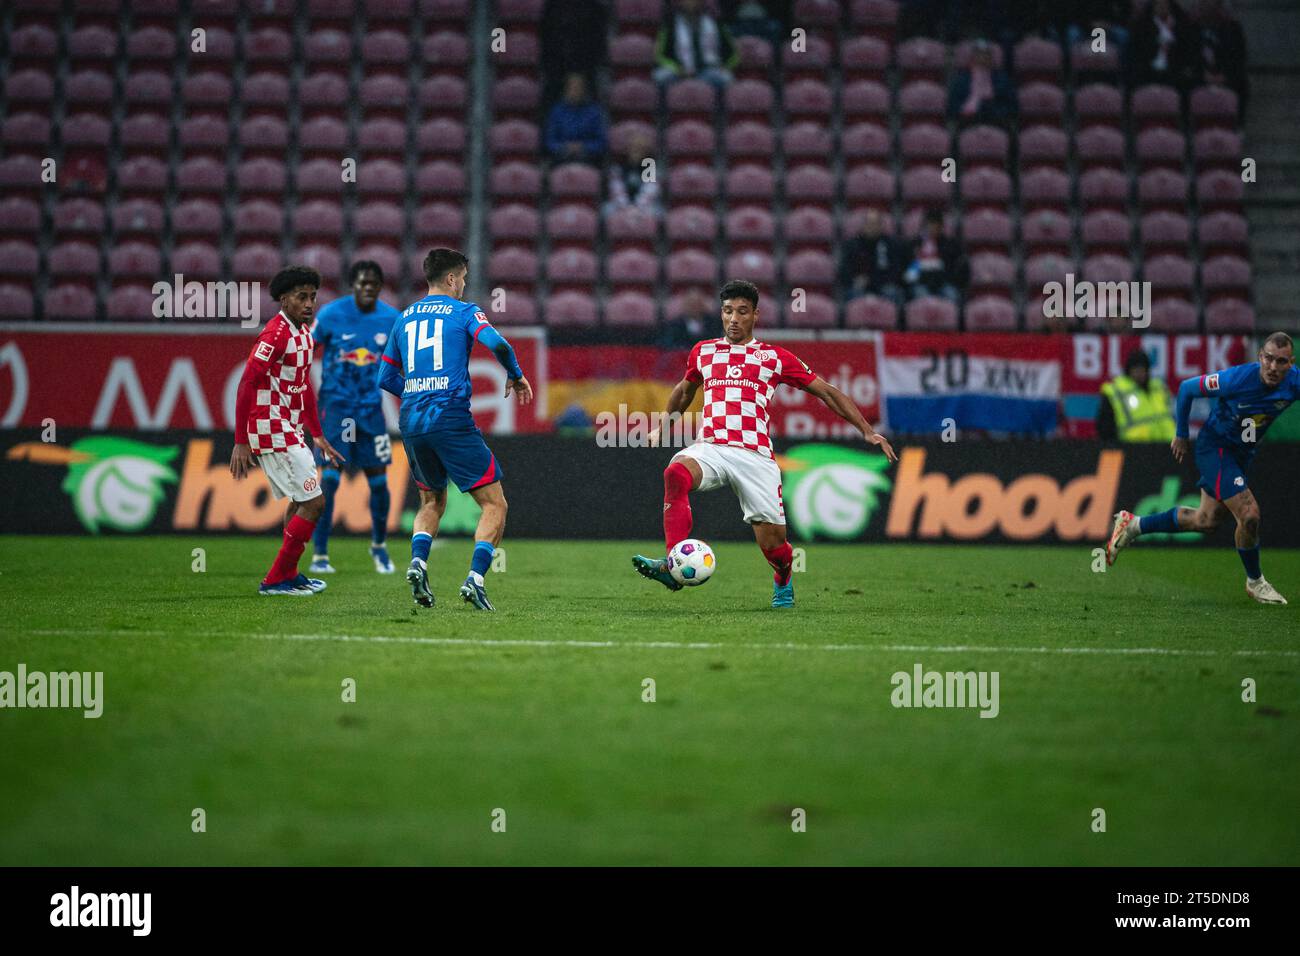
[[685, 338, 817, 459], [243, 313, 315, 455]]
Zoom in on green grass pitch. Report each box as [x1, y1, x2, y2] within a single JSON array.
[[1, 535, 1296, 866]]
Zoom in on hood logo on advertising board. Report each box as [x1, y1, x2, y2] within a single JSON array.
[[777, 443, 893, 540], [7, 437, 178, 533]]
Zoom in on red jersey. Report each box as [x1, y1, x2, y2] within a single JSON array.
[[241, 312, 317, 455], [684, 338, 817, 459]]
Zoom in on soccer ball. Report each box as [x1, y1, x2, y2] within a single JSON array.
[[668, 538, 716, 587]]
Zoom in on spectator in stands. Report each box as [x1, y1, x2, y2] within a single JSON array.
[[541, 0, 610, 107], [1194, 0, 1248, 117], [658, 287, 720, 349], [653, 0, 739, 89], [721, 0, 789, 42], [1129, 0, 1199, 92], [904, 210, 968, 304], [947, 40, 1015, 125], [1096, 349, 1176, 443], [544, 73, 608, 165], [603, 132, 663, 220], [838, 210, 906, 305]]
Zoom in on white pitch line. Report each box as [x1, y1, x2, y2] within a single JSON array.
[[12, 628, 1300, 658]]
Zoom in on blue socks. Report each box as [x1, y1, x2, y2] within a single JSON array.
[[367, 474, 390, 546], [313, 468, 341, 554], [470, 541, 495, 578], [1137, 507, 1180, 535], [1238, 546, 1262, 581], [411, 532, 433, 565]]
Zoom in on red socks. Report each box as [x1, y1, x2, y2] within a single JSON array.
[[264, 514, 317, 585], [762, 541, 794, 586], [663, 461, 694, 552]]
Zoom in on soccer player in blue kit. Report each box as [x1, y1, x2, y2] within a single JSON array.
[[1108, 332, 1300, 604], [308, 260, 403, 574], [378, 249, 533, 611]]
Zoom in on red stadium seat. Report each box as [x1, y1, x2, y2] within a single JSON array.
[[240, 115, 290, 152], [1139, 211, 1191, 252], [1024, 253, 1072, 291], [1070, 38, 1120, 79], [1083, 253, 1134, 286], [666, 79, 717, 118], [1017, 81, 1065, 124], [0, 284, 36, 320], [45, 284, 98, 321], [1193, 128, 1242, 171], [783, 34, 834, 77], [900, 122, 949, 165], [194, 25, 236, 61], [241, 71, 290, 107], [1197, 169, 1245, 209], [294, 200, 344, 241], [488, 246, 539, 286], [489, 203, 540, 242], [959, 168, 1011, 207], [546, 204, 599, 243], [1149, 297, 1198, 332], [784, 206, 834, 249], [905, 296, 959, 331], [1137, 169, 1189, 210], [113, 198, 164, 234], [485, 119, 535, 159], [609, 119, 655, 155], [69, 26, 118, 61], [725, 121, 775, 158], [2, 113, 51, 148], [610, 33, 656, 78], [65, 69, 114, 105], [1020, 209, 1071, 255], [725, 164, 775, 202], [413, 202, 465, 244], [1081, 210, 1131, 255], [842, 80, 890, 120], [843, 164, 893, 205], [6, 69, 55, 104], [0, 198, 42, 238], [1201, 255, 1251, 301], [785, 251, 836, 291], [666, 205, 717, 246], [1076, 124, 1125, 168], [725, 250, 776, 286], [170, 241, 221, 279], [179, 115, 229, 151], [300, 116, 348, 154], [1144, 254, 1195, 297], [1130, 83, 1181, 129], [734, 35, 774, 80], [107, 285, 159, 321], [178, 156, 228, 193], [958, 125, 1009, 167], [416, 160, 467, 197], [490, 294, 537, 327], [1019, 125, 1068, 167], [545, 291, 598, 328], [968, 253, 1015, 292], [120, 113, 170, 152], [782, 122, 832, 162], [610, 78, 657, 118], [604, 291, 657, 329], [236, 158, 288, 196], [1189, 84, 1238, 130], [897, 37, 946, 80], [45, 237, 98, 275], [300, 72, 350, 109], [0, 240, 40, 277], [170, 198, 222, 238], [1197, 210, 1248, 257], [666, 249, 717, 288], [841, 37, 890, 79], [1204, 298, 1254, 332], [1075, 83, 1123, 124], [962, 209, 1012, 252], [783, 79, 833, 119], [668, 164, 718, 202], [726, 206, 776, 248], [784, 292, 838, 329], [10, 24, 58, 65], [605, 206, 658, 248], [725, 80, 775, 119], [964, 294, 1017, 331], [840, 122, 890, 163], [360, 75, 408, 110], [607, 248, 660, 288], [898, 80, 946, 119], [105, 241, 159, 278], [1014, 37, 1062, 83], [297, 157, 346, 194], [305, 29, 351, 64], [234, 199, 284, 238], [489, 161, 541, 198], [363, 29, 410, 64], [63, 113, 111, 147], [245, 26, 291, 61], [423, 30, 470, 73], [666, 120, 716, 158], [844, 294, 898, 330], [1078, 167, 1129, 210], [355, 201, 404, 238], [615, 0, 663, 25], [1135, 128, 1186, 170], [118, 156, 169, 194], [549, 162, 601, 199]]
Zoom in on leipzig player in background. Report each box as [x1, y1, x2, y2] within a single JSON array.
[[229, 265, 345, 596], [633, 279, 897, 608]]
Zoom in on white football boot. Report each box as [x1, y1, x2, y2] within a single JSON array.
[[1106, 511, 1139, 566], [1246, 578, 1288, 605]]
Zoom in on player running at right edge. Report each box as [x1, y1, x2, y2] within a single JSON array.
[[378, 249, 533, 611], [1108, 332, 1300, 604], [633, 279, 897, 608]]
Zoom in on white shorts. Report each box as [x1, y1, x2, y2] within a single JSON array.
[[675, 441, 785, 525], [257, 444, 322, 502]]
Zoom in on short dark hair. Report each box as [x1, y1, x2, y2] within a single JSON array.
[[269, 265, 321, 299], [424, 248, 469, 285], [1124, 348, 1151, 373], [1263, 331, 1293, 353], [719, 279, 759, 309], [348, 260, 384, 284]]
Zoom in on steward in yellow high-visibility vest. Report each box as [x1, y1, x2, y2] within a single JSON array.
[[1097, 349, 1177, 443]]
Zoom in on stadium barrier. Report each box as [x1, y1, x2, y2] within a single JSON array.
[[5, 429, 1299, 546]]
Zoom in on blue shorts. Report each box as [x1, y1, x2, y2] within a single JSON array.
[[315, 404, 392, 471], [404, 419, 501, 493], [1194, 433, 1254, 501]]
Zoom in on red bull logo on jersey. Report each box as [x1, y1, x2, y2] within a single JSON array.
[[338, 347, 379, 366]]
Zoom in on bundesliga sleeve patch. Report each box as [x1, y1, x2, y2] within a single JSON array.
[[1205, 373, 1220, 392], [254, 340, 274, 362], [474, 311, 488, 324]]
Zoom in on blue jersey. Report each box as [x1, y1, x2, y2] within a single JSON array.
[[312, 295, 401, 412], [1177, 362, 1300, 449], [378, 295, 523, 437]]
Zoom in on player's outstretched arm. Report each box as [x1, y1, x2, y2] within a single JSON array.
[[474, 324, 532, 403], [804, 376, 898, 463]]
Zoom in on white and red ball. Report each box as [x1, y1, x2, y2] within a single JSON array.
[[668, 538, 716, 586]]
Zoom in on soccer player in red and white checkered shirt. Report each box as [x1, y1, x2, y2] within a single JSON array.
[[229, 265, 344, 596], [634, 279, 897, 608]]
